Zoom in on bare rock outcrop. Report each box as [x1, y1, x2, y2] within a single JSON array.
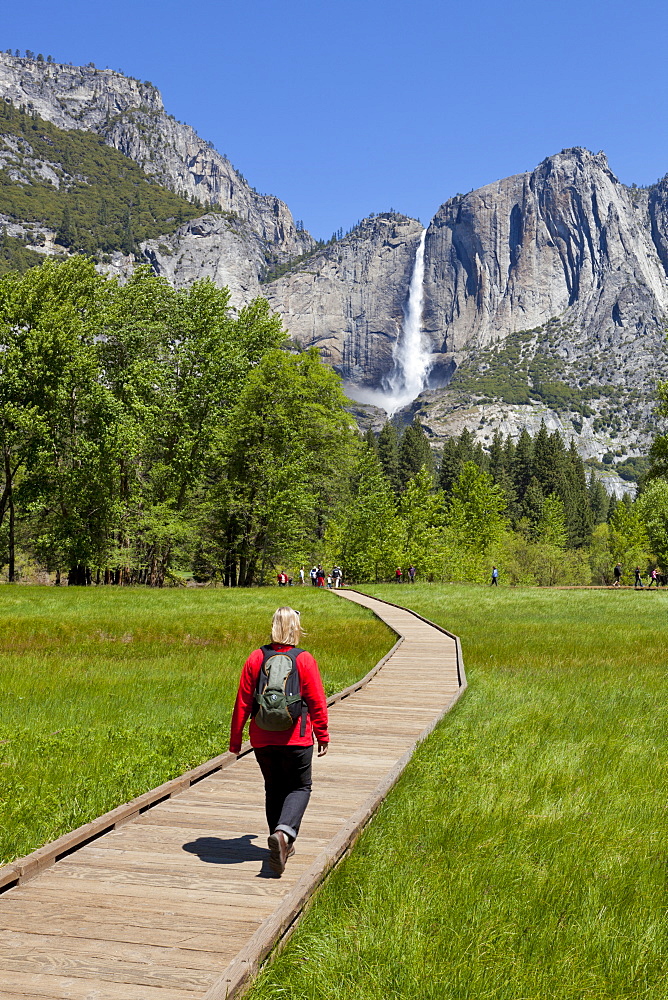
[[422, 148, 668, 354], [141, 214, 266, 308], [265, 214, 424, 386]]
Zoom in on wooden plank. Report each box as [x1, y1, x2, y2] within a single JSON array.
[[10, 877, 280, 913], [0, 929, 233, 972], [0, 952, 218, 991], [0, 970, 192, 1000], [203, 683, 468, 1000], [0, 907, 260, 947], [3, 884, 273, 922]]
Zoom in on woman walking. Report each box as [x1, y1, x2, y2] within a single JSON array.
[[229, 607, 329, 875]]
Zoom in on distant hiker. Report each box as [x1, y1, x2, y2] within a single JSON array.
[[299, 566, 305, 585], [332, 566, 342, 589], [408, 565, 416, 583], [316, 565, 326, 587], [229, 607, 329, 876], [491, 566, 499, 586], [648, 567, 659, 589], [277, 571, 288, 587], [327, 574, 333, 589], [634, 567, 643, 589], [613, 563, 622, 587], [310, 566, 318, 587], [395, 567, 403, 583]]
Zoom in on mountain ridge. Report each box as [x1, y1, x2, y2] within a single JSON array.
[[0, 53, 667, 480]]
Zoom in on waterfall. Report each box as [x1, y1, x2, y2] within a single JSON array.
[[343, 229, 432, 416], [384, 229, 430, 415]]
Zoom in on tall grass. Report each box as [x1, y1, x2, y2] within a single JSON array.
[[0, 586, 392, 864], [248, 585, 668, 1000]]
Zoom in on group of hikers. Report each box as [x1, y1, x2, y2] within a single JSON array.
[[628, 565, 665, 588], [488, 564, 665, 588], [394, 566, 417, 583], [277, 566, 344, 588]]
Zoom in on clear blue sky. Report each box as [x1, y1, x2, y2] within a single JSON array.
[[3, 0, 668, 240]]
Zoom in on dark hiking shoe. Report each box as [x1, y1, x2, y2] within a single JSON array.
[[267, 831, 289, 875]]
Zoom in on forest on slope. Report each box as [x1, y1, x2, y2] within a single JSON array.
[[0, 100, 204, 267]]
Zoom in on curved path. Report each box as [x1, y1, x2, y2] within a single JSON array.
[[0, 590, 465, 1000]]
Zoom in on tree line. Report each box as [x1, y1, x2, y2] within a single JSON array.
[[334, 416, 668, 586], [0, 257, 354, 586], [1, 255, 667, 587]]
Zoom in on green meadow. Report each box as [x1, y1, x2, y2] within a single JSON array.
[[249, 585, 668, 1000], [0, 586, 392, 865]]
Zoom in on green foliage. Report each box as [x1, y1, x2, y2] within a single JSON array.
[[0, 258, 360, 585], [213, 348, 357, 585], [398, 467, 446, 579], [449, 325, 599, 414], [0, 100, 203, 256], [608, 499, 650, 575], [536, 493, 567, 548], [446, 461, 508, 552], [398, 416, 433, 487], [376, 421, 401, 494], [329, 446, 404, 583], [0, 233, 46, 275], [647, 379, 668, 481], [441, 423, 594, 549], [636, 477, 668, 570]]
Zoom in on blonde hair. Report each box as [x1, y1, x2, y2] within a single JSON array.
[[271, 607, 304, 646]]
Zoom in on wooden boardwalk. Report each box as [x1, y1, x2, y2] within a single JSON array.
[[0, 590, 465, 1000]]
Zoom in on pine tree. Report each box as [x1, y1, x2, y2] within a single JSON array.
[[55, 204, 74, 248], [523, 477, 545, 538], [439, 428, 474, 494], [398, 418, 433, 488], [588, 473, 610, 524], [377, 422, 400, 494], [511, 428, 533, 501], [531, 421, 554, 495], [488, 430, 505, 481], [563, 439, 593, 547], [363, 427, 377, 453]]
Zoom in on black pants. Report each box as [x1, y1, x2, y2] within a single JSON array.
[[254, 745, 313, 841]]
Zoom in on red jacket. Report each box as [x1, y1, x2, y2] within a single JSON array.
[[229, 644, 330, 754]]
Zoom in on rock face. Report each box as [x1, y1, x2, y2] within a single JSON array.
[[264, 148, 668, 473], [0, 53, 313, 265], [265, 214, 424, 387], [142, 214, 266, 308], [422, 148, 668, 354]]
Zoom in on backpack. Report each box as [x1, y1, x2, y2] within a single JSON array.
[[252, 645, 307, 734]]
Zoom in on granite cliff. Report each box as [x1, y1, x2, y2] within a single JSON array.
[[264, 214, 424, 388]]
